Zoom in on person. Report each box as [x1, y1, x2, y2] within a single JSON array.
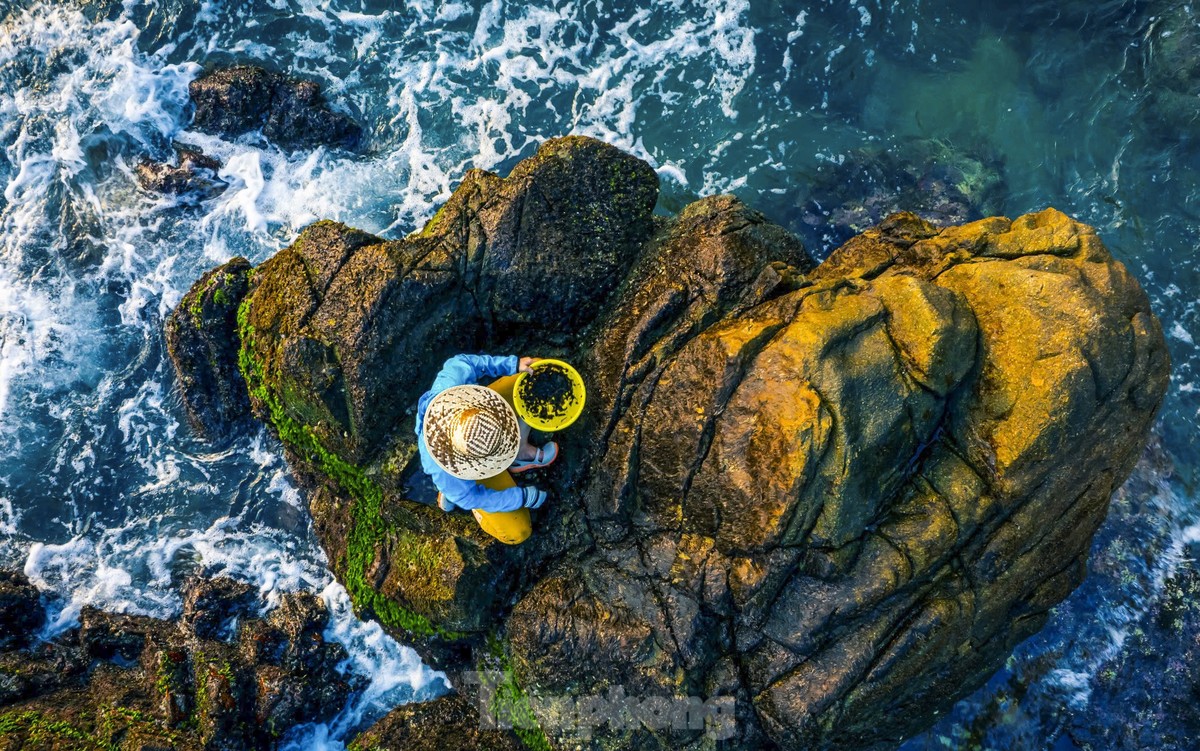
[[416, 353, 559, 545]]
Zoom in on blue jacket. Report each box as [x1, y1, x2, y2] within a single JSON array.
[[415, 354, 526, 513]]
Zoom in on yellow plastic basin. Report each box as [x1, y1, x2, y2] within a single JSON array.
[[513, 359, 586, 432]]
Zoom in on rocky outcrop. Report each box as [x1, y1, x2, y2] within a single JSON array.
[[164, 256, 253, 442], [0, 571, 357, 750], [189, 65, 363, 152], [135, 144, 228, 201], [171, 136, 1170, 750]]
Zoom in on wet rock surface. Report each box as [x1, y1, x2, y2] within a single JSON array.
[[189, 64, 363, 152], [135, 144, 227, 200], [0, 571, 357, 751], [171, 136, 1170, 750], [0, 571, 43, 652]]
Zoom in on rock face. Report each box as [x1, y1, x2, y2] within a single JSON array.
[[164, 256, 253, 442], [170, 136, 1170, 750], [189, 65, 363, 152], [0, 571, 357, 750]]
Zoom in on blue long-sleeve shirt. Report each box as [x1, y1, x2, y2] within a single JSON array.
[[415, 354, 525, 513]]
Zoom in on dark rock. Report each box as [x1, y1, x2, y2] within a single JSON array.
[[80, 607, 157, 662], [0, 571, 356, 750], [0, 570, 44, 651], [189, 64, 363, 152], [135, 143, 227, 200], [181, 576, 257, 640], [348, 693, 525, 751], [164, 256, 253, 441], [172, 138, 1169, 751]]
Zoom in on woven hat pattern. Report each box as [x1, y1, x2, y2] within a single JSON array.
[[424, 385, 521, 480], [453, 408, 509, 459]]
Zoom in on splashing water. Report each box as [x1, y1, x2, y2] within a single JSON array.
[[1, 0, 1198, 747]]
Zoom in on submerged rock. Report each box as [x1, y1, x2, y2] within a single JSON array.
[[189, 64, 363, 152], [1075, 549, 1200, 750], [0, 572, 358, 750], [790, 138, 1005, 253], [135, 143, 227, 200], [1142, 2, 1200, 138], [171, 136, 1170, 750]]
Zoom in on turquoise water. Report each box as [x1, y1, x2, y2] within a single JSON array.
[[0, 1, 1196, 747]]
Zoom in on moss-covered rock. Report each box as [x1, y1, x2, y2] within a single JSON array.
[[164, 256, 252, 442]]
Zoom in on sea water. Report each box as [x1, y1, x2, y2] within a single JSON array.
[[0, 1, 1196, 748]]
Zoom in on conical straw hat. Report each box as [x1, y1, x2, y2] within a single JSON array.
[[423, 385, 521, 480]]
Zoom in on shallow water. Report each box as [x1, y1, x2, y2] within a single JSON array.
[[0, 0, 1196, 748]]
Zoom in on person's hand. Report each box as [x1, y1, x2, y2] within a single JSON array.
[[521, 485, 548, 509], [518, 357, 542, 374]]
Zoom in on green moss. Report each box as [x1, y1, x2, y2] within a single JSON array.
[[155, 650, 184, 698], [193, 652, 210, 725], [236, 297, 461, 641], [485, 635, 553, 751], [418, 201, 451, 238], [0, 710, 113, 750], [188, 267, 229, 319]]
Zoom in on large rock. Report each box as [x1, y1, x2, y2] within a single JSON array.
[[0, 573, 358, 751], [189, 64, 363, 152], [170, 137, 1170, 750]]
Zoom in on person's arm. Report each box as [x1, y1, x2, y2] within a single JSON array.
[[432, 470, 527, 513], [429, 354, 519, 393]]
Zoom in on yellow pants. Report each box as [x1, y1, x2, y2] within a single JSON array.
[[473, 374, 532, 545]]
